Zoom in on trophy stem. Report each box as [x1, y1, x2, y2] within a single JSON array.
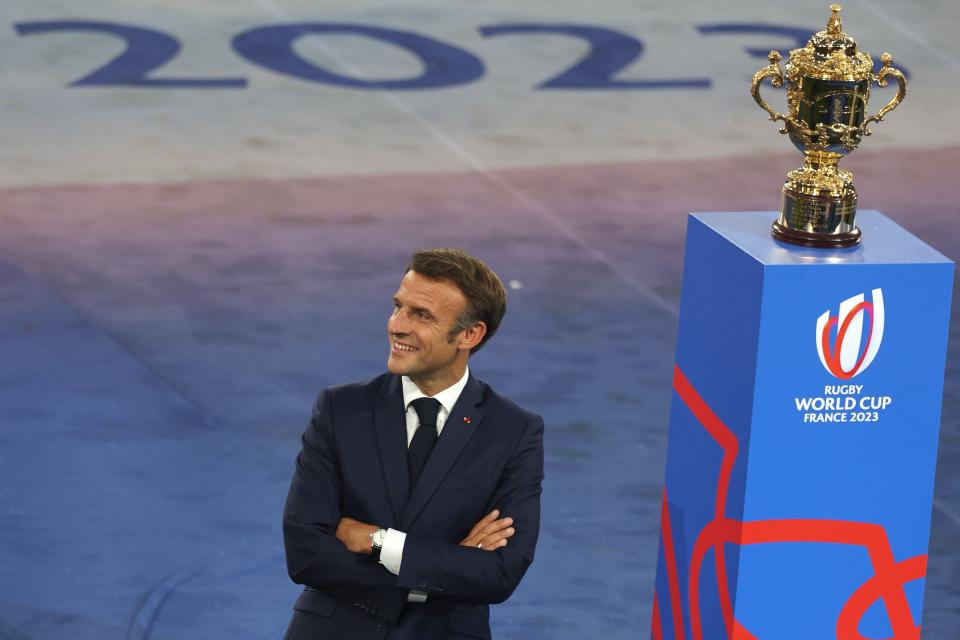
[[772, 150, 861, 248]]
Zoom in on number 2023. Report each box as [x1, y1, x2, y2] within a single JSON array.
[[15, 20, 905, 90]]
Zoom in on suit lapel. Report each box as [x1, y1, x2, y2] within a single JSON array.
[[373, 375, 409, 525], [400, 375, 485, 531]]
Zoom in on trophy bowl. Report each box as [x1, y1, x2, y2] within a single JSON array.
[[751, 4, 907, 247]]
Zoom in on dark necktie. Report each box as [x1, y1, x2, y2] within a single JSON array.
[[408, 397, 441, 490]]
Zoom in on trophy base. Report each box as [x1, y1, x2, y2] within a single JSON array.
[[771, 220, 861, 248], [773, 186, 861, 248]]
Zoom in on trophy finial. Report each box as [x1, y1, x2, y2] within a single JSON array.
[[828, 5, 843, 35]]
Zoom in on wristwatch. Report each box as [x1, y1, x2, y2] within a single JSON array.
[[370, 528, 387, 562]]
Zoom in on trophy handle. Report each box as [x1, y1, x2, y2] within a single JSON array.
[[751, 50, 789, 133], [863, 53, 907, 134]]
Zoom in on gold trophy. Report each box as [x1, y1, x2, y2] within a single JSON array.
[[751, 4, 906, 247]]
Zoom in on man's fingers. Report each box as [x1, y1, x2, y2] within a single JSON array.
[[470, 525, 516, 550], [468, 510, 499, 536], [478, 509, 499, 526], [477, 536, 510, 551], [460, 511, 516, 547], [460, 524, 515, 549], [462, 517, 512, 545], [465, 509, 501, 540], [476, 517, 513, 537], [481, 527, 515, 545]]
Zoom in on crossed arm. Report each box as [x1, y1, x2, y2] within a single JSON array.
[[284, 388, 544, 612], [392, 414, 543, 604], [335, 508, 517, 554]]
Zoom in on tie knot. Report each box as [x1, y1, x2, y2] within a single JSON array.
[[410, 397, 441, 429]]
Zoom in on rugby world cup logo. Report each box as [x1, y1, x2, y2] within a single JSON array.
[[816, 288, 885, 379]]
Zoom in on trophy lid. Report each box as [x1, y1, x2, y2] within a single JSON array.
[[788, 5, 874, 81]]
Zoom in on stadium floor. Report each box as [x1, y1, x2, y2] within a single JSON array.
[[2, 1, 958, 638]]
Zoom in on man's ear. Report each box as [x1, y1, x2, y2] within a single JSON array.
[[458, 321, 487, 352]]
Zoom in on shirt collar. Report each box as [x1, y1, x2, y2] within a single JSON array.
[[402, 366, 470, 415]]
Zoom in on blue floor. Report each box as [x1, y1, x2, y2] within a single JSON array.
[[2, 190, 958, 638]]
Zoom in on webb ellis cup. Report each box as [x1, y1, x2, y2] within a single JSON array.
[[751, 4, 907, 247]]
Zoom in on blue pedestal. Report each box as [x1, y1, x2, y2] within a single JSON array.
[[652, 211, 954, 640]]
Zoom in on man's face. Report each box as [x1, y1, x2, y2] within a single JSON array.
[[387, 270, 470, 389]]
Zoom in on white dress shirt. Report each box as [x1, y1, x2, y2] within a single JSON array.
[[378, 367, 470, 601]]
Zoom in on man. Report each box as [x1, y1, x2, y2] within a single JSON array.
[[283, 248, 545, 639]]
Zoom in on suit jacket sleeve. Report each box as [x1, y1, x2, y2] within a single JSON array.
[[397, 412, 544, 604], [283, 388, 405, 620]]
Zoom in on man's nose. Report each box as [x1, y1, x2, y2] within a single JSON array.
[[388, 309, 408, 334]]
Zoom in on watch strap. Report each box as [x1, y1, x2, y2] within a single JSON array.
[[370, 528, 386, 562]]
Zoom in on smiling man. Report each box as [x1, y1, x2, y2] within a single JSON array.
[[282, 248, 545, 640]]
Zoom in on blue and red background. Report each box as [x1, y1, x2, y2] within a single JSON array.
[[655, 212, 952, 640]]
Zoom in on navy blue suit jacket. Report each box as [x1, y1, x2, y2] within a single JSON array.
[[283, 373, 544, 640]]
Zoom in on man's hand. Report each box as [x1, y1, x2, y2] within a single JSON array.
[[459, 509, 515, 551], [336, 517, 379, 555]]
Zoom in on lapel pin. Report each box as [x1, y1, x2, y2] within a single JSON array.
[[463, 417, 472, 424]]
